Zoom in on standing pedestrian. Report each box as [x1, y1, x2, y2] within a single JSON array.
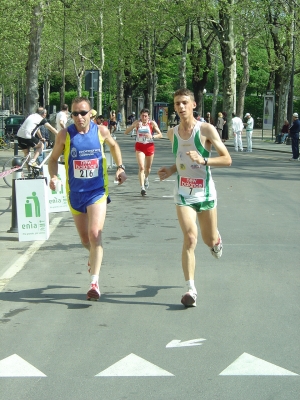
[[48, 97, 127, 301], [221, 112, 228, 142], [216, 112, 224, 138], [244, 113, 254, 152], [288, 112, 300, 160], [56, 104, 69, 132], [124, 108, 163, 196], [158, 88, 232, 307], [116, 110, 122, 131], [232, 113, 244, 151]]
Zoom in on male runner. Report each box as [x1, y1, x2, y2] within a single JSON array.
[[158, 88, 232, 307], [48, 97, 127, 301]]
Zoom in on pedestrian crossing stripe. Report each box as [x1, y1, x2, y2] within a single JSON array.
[[0, 354, 46, 377], [96, 353, 174, 377], [219, 353, 298, 376]]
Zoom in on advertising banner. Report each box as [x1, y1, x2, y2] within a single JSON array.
[[15, 179, 49, 242], [44, 164, 69, 213], [263, 95, 274, 130]]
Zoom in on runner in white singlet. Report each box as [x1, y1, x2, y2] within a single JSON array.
[[158, 88, 232, 308]]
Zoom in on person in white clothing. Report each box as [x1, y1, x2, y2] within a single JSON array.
[[17, 107, 58, 166], [158, 88, 232, 308], [56, 104, 69, 132], [232, 113, 244, 151], [244, 113, 254, 152]]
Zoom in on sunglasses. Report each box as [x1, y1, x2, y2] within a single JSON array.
[[71, 110, 90, 117]]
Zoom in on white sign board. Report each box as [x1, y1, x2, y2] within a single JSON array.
[[44, 164, 69, 213], [15, 179, 49, 242]]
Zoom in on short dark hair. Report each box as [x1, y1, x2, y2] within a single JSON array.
[[62, 103, 68, 111], [174, 88, 195, 101], [71, 97, 91, 108], [140, 108, 150, 115]]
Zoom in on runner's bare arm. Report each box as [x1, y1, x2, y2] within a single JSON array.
[[158, 164, 177, 181], [192, 123, 232, 167], [151, 121, 163, 139], [48, 129, 67, 189], [45, 122, 58, 136], [100, 126, 127, 184], [124, 121, 138, 135]]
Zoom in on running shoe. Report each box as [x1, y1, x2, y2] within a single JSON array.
[[144, 178, 149, 189], [28, 159, 38, 167], [181, 290, 197, 307], [210, 232, 223, 259], [141, 188, 146, 196], [87, 282, 100, 301]]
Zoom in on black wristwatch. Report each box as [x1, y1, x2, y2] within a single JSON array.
[[117, 164, 125, 171], [203, 158, 208, 166]]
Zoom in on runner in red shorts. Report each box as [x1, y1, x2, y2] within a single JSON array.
[[124, 108, 162, 196]]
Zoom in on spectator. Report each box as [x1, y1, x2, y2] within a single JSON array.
[[56, 104, 69, 132], [169, 111, 177, 128], [288, 112, 300, 160], [116, 110, 122, 131], [205, 112, 214, 125], [232, 113, 244, 152], [244, 113, 254, 152], [216, 112, 224, 138], [222, 111, 228, 142], [275, 119, 289, 144]]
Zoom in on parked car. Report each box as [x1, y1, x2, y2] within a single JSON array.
[[4, 115, 26, 136]]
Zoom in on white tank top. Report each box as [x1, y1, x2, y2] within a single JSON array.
[[135, 121, 153, 144], [173, 121, 216, 204]]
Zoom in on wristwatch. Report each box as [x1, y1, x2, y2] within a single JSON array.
[[117, 164, 125, 171], [203, 158, 208, 166]]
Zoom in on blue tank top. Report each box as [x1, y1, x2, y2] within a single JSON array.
[[64, 123, 108, 193]]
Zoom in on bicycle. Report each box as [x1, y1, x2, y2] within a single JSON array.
[[2, 149, 52, 188], [0, 130, 12, 150]]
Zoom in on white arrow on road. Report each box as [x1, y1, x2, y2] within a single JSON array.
[[166, 339, 206, 348]]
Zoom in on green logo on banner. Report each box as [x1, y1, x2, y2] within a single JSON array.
[[25, 192, 41, 217]]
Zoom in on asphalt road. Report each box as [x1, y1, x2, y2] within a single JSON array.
[[0, 134, 299, 400]]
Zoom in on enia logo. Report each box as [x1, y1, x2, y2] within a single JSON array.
[[24, 192, 40, 218]]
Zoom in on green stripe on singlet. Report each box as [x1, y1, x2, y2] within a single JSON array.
[[194, 129, 211, 201]]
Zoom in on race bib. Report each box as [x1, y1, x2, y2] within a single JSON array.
[[138, 127, 150, 142], [178, 177, 204, 196], [73, 159, 99, 179]]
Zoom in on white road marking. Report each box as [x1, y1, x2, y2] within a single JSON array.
[[162, 196, 174, 198], [219, 353, 299, 376], [0, 354, 46, 377], [166, 339, 206, 348], [96, 353, 174, 377], [0, 217, 62, 291]]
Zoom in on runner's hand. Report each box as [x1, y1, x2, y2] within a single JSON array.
[[115, 171, 127, 185], [158, 167, 172, 181]]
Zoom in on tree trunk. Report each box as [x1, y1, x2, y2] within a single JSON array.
[[236, 40, 249, 119], [219, 1, 236, 137], [25, 2, 44, 115], [179, 20, 190, 88], [97, 10, 105, 115], [211, 53, 219, 122], [117, 5, 126, 128]]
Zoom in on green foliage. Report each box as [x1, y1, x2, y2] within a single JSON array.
[[49, 90, 89, 108]]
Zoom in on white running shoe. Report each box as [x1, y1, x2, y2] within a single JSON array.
[[87, 282, 100, 301], [210, 232, 223, 259], [181, 290, 197, 307], [28, 159, 38, 167]]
